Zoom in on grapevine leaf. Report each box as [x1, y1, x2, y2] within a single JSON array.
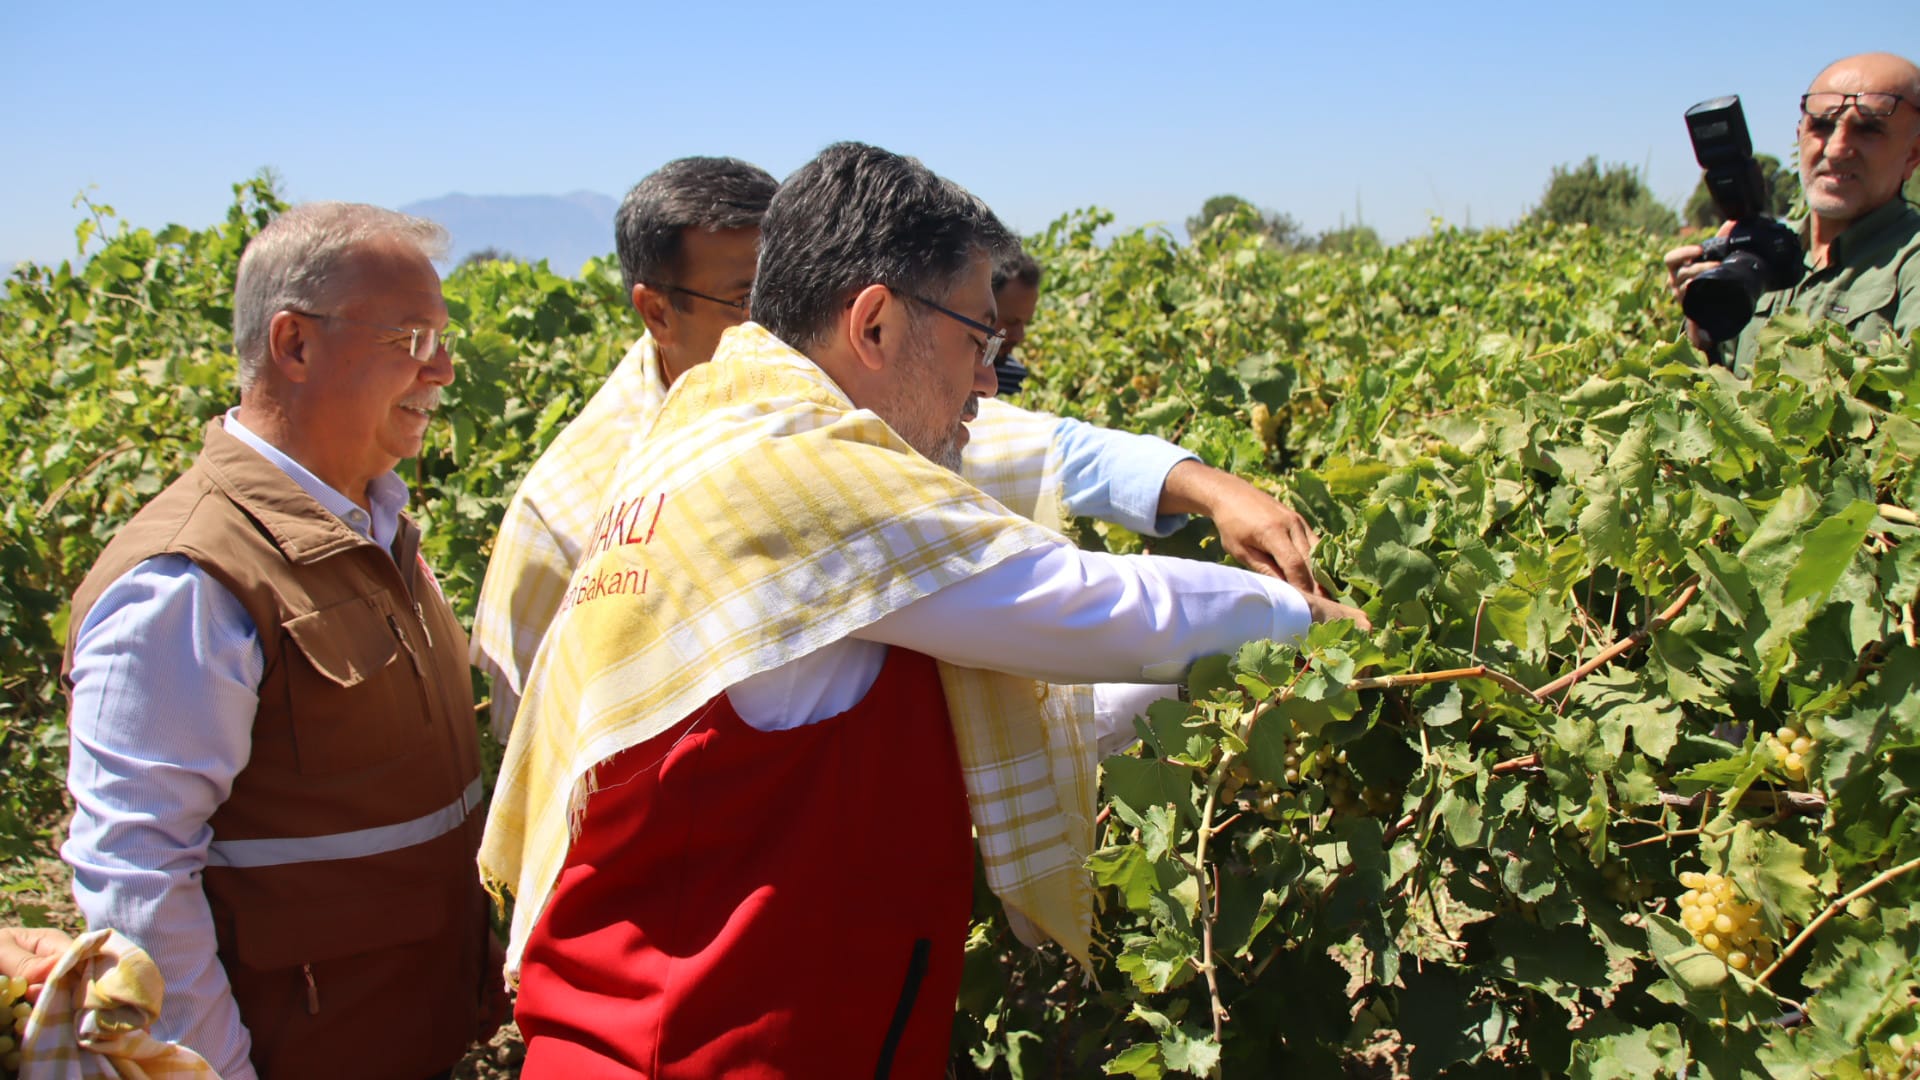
[[1725, 824, 1821, 928], [1101, 1043, 1162, 1078], [1104, 756, 1199, 828], [1158, 1028, 1221, 1075], [1568, 1023, 1686, 1079], [1800, 915, 1920, 1048], [1089, 844, 1158, 914], [1485, 913, 1613, 1006], [1781, 499, 1877, 608], [1186, 653, 1235, 704]]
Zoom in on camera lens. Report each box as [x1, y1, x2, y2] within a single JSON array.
[[1683, 252, 1769, 344]]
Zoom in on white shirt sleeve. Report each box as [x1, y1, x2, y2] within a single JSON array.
[[855, 543, 1310, 684], [62, 554, 264, 1080]]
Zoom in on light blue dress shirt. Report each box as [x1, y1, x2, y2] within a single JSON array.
[[1053, 417, 1198, 536], [62, 411, 408, 1080]]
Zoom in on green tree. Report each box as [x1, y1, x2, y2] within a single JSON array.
[[1683, 154, 1802, 226], [1525, 156, 1680, 234], [1315, 224, 1382, 255], [458, 246, 520, 269], [1187, 194, 1309, 250]]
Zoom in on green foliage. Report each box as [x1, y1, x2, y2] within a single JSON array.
[[1684, 154, 1803, 227], [1315, 224, 1383, 256], [5, 183, 1918, 1076], [957, 208, 1920, 1076], [1186, 195, 1309, 251], [1529, 156, 1681, 235]]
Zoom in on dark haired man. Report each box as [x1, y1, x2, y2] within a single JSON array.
[[475, 158, 1328, 740], [1665, 51, 1920, 371], [482, 143, 1364, 1078], [471, 157, 775, 735], [989, 248, 1041, 395]]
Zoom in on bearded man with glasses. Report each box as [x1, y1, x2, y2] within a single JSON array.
[[1666, 51, 1920, 371], [482, 142, 1365, 1078], [60, 202, 505, 1079], [473, 158, 1335, 750]]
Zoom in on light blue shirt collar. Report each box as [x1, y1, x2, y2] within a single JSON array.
[[222, 408, 410, 552]]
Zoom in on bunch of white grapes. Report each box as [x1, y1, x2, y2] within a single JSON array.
[[0, 972, 29, 1072], [1677, 871, 1772, 972], [1764, 726, 1814, 782]]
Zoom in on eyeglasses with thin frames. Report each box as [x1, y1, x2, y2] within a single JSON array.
[[649, 283, 750, 313], [902, 291, 1006, 369], [287, 310, 456, 362]]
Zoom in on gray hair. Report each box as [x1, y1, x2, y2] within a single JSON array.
[[232, 202, 449, 392]]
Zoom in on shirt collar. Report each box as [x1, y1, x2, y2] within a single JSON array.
[[223, 408, 410, 550], [1802, 198, 1918, 264]]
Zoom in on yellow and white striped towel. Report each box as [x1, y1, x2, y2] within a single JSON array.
[[20, 929, 218, 1079], [480, 322, 1101, 972]]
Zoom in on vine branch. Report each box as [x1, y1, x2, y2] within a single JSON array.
[[1755, 854, 1920, 987], [1534, 575, 1701, 700]]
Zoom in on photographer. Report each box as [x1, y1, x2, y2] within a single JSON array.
[[1665, 52, 1920, 374]]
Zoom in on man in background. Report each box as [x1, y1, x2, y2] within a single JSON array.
[[1666, 51, 1920, 370]]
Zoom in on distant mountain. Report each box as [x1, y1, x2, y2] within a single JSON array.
[[401, 191, 619, 276]]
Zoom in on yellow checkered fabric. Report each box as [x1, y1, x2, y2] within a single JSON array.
[[470, 336, 671, 738], [19, 928, 219, 1078], [472, 337, 1074, 740], [480, 323, 1100, 972]]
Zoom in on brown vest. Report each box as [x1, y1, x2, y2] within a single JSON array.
[[64, 419, 488, 1079]]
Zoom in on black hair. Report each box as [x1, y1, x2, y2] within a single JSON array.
[[991, 248, 1042, 294], [614, 156, 778, 297], [751, 142, 1015, 351]]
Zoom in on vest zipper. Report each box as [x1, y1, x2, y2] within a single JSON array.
[[414, 602, 434, 649], [302, 963, 320, 1014]]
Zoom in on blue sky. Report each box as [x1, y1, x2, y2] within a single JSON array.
[[4, 1, 1917, 270]]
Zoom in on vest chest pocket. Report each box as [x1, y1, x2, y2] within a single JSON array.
[[281, 594, 436, 776]]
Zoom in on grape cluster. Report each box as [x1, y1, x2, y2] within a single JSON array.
[[1221, 735, 1397, 821], [1677, 871, 1771, 972], [1247, 402, 1283, 447], [0, 973, 29, 1072], [1764, 726, 1814, 782], [1601, 861, 1652, 905]]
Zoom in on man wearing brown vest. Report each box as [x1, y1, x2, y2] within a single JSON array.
[[60, 203, 498, 1079]]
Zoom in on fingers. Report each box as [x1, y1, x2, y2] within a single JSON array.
[[1304, 593, 1372, 632], [1663, 244, 1705, 297]]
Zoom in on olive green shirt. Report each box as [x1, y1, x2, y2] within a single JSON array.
[[1730, 199, 1920, 373]]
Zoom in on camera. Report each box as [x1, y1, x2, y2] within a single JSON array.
[[1681, 95, 1806, 347]]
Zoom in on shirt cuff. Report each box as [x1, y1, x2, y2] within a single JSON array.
[[1054, 418, 1199, 537]]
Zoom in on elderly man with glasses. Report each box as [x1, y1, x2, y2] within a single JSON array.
[[60, 202, 503, 1079], [1666, 51, 1920, 372]]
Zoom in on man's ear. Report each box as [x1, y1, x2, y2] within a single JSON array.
[[845, 283, 906, 374], [267, 311, 312, 384], [634, 283, 676, 346]]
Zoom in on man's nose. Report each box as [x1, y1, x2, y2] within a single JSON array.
[[1827, 112, 1868, 154], [422, 341, 457, 385], [972, 358, 998, 398]]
